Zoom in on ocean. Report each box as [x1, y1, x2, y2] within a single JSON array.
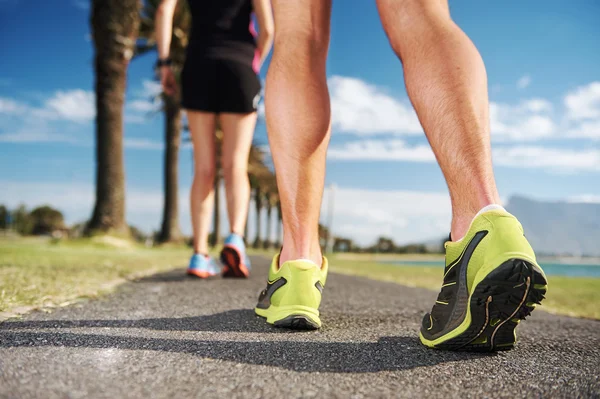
[[387, 260, 600, 278]]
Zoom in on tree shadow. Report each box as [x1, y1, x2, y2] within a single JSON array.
[[0, 309, 282, 334], [0, 330, 489, 373], [135, 269, 213, 283]]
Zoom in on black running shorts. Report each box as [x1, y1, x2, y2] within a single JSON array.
[[181, 58, 261, 114]]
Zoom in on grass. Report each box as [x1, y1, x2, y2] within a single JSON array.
[[328, 255, 600, 320], [0, 236, 191, 317]]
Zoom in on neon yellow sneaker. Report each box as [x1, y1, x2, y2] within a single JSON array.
[[420, 208, 548, 351], [255, 255, 328, 330]]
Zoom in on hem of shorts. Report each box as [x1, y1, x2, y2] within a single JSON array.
[[185, 52, 255, 70]]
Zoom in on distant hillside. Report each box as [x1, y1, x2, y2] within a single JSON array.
[[506, 196, 600, 257]]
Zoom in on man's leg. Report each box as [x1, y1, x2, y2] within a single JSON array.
[[377, 0, 499, 241], [265, 0, 332, 266], [377, 0, 547, 351], [254, 0, 332, 330]]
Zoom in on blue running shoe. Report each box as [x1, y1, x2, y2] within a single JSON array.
[[220, 233, 251, 278], [187, 254, 219, 279]]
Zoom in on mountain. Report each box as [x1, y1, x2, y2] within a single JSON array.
[[506, 196, 600, 257]]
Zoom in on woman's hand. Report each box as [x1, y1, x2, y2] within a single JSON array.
[[160, 66, 177, 96]]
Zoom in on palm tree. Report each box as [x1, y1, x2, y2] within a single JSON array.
[[263, 191, 273, 249], [87, 0, 140, 235], [252, 184, 263, 249], [262, 175, 278, 249], [247, 145, 274, 249], [158, 93, 184, 243], [274, 199, 282, 248], [137, 0, 190, 243]]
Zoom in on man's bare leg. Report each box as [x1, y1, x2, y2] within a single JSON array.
[[265, 0, 332, 266], [377, 0, 548, 352], [377, 0, 500, 241]]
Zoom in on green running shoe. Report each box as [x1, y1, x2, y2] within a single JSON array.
[[255, 255, 328, 330], [420, 208, 548, 351]]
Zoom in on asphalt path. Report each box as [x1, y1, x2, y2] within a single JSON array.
[[1, 256, 598, 398]]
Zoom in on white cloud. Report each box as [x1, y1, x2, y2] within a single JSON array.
[[522, 98, 553, 113], [567, 194, 600, 204], [328, 75, 422, 135], [567, 119, 600, 140], [124, 114, 148, 125], [321, 187, 451, 245], [40, 90, 95, 123], [328, 139, 434, 162], [1, 91, 95, 124], [137, 80, 163, 99], [0, 131, 78, 144], [125, 80, 163, 124], [490, 101, 556, 141], [517, 75, 531, 89], [327, 138, 600, 173], [326, 75, 561, 142], [0, 97, 27, 114], [493, 146, 600, 172], [325, 76, 599, 143], [128, 100, 160, 113], [564, 82, 600, 120]]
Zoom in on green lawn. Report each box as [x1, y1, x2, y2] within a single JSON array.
[[329, 255, 600, 320], [0, 236, 191, 317]]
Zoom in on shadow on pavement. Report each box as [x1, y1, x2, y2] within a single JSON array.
[[135, 262, 266, 283], [0, 330, 489, 372], [135, 270, 194, 283], [0, 310, 281, 333]]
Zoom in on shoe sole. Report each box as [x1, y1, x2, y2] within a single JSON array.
[[421, 258, 547, 352], [220, 245, 250, 278], [255, 305, 321, 330]]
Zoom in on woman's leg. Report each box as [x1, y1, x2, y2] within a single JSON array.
[[219, 112, 257, 237], [188, 110, 217, 254]]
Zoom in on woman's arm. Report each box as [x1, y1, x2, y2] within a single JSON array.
[[252, 0, 274, 69], [155, 0, 178, 95], [156, 0, 178, 60]]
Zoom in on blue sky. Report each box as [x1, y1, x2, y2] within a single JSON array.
[[1, 0, 599, 245]]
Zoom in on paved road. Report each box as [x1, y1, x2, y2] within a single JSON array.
[[1, 256, 599, 398]]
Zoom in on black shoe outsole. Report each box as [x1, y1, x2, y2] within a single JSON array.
[[435, 258, 547, 352], [273, 315, 320, 331]]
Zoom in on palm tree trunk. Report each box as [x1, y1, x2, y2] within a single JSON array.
[[275, 202, 282, 248], [264, 204, 272, 249], [253, 187, 262, 249], [210, 172, 221, 248], [244, 201, 249, 239], [158, 96, 183, 243], [88, 0, 139, 235]]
